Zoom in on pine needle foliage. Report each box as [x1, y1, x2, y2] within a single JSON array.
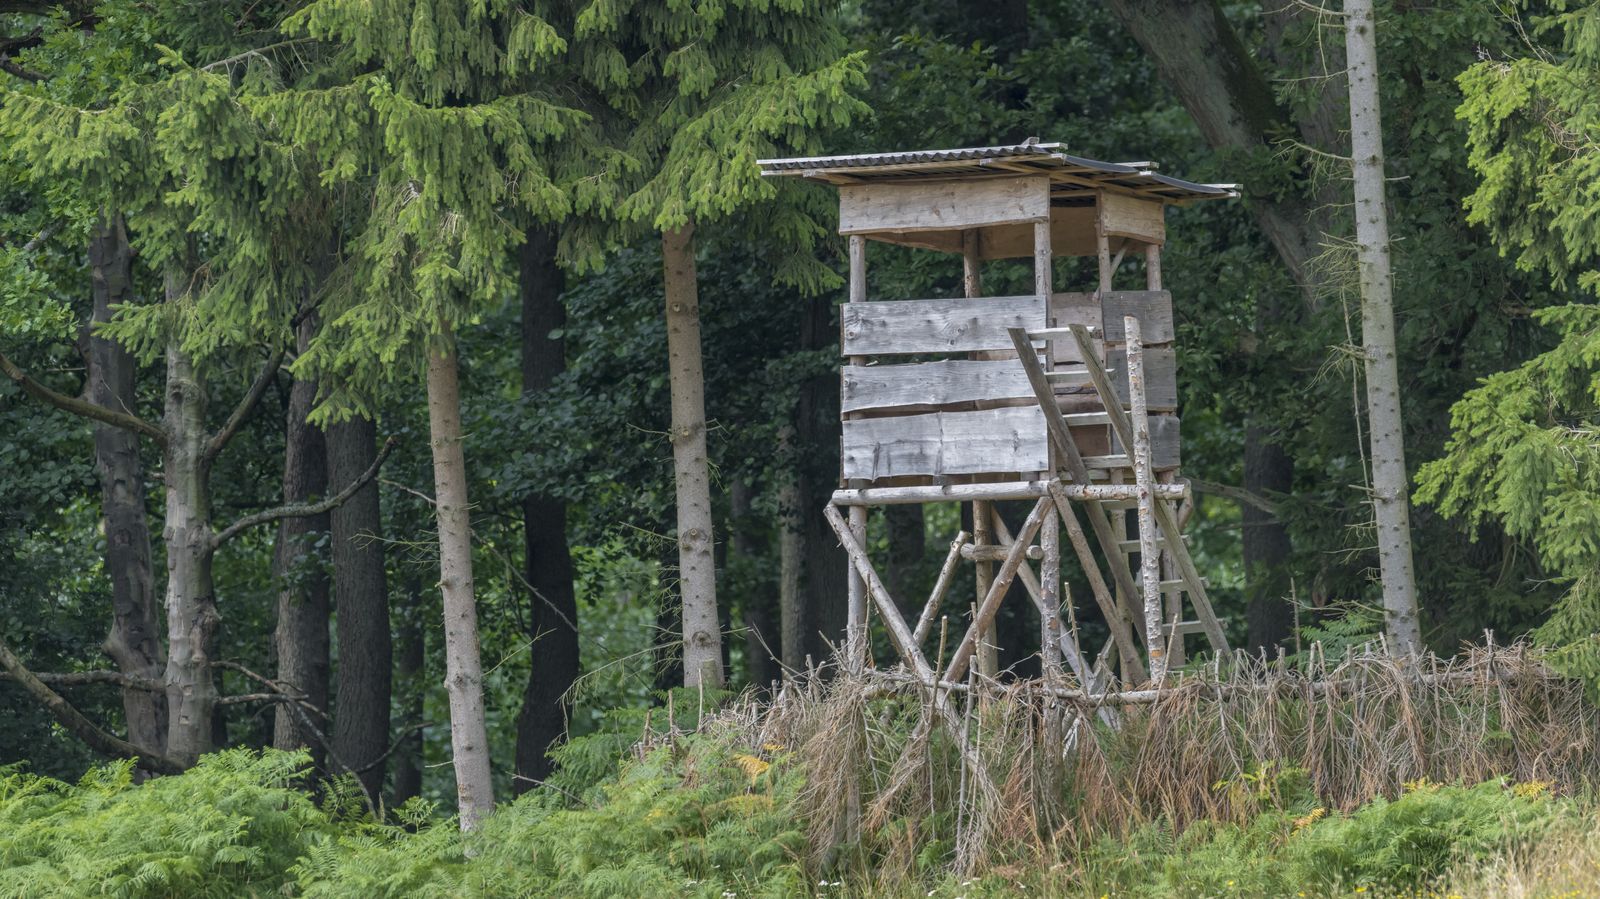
[[1417, 1, 1600, 684]]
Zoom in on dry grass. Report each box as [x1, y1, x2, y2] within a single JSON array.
[[693, 642, 1598, 875]]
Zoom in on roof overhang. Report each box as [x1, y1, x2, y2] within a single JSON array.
[[758, 142, 1238, 205]]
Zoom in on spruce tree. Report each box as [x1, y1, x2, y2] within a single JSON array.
[[578, 0, 868, 688]]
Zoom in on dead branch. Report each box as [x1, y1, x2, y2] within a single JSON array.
[[0, 348, 166, 444], [204, 348, 285, 462], [0, 634, 183, 775], [211, 435, 397, 548]]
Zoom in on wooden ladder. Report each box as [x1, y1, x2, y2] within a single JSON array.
[[1008, 322, 1229, 683]]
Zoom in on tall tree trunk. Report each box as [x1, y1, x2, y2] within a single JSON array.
[[776, 429, 805, 674], [329, 415, 391, 800], [661, 223, 723, 689], [392, 572, 426, 806], [730, 479, 777, 687], [795, 293, 846, 666], [273, 316, 330, 763], [160, 269, 219, 766], [88, 213, 165, 755], [883, 504, 924, 617], [514, 227, 579, 792], [1344, 0, 1420, 650], [1243, 425, 1295, 650], [425, 325, 495, 830]]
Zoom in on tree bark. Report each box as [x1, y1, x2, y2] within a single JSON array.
[[272, 316, 330, 763], [1344, 0, 1421, 651], [329, 414, 391, 800], [88, 213, 166, 756], [1243, 425, 1295, 651], [160, 267, 220, 766], [795, 293, 846, 666], [777, 449, 805, 675], [392, 572, 426, 806], [730, 479, 777, 687], [425, 324, 495, 830], [514, 226, 579, 792], [661, 223, 723, 689]]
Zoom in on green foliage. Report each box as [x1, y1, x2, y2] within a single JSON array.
[[0, 749, 338, 898], [1419, 2, 1600, 680], [1073, 777, 1568, 898]]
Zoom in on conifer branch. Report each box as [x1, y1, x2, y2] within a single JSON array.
[[0, 56, 44, 82], [0, 634, 185, 775], [211, 436, 397, 548], [205, 348, 285, 463], [0, 348, 167, 444]]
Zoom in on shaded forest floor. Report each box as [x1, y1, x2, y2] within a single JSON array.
[[3, 645, 1598, 897]]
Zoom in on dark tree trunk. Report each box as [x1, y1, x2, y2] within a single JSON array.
[[1243, 425, 1295, 651], [391, 573, 426, 806], [883, 504, 924, 618], [273, 316, 330, 764], [329, 415, 391, 800], [730, 479, 777, 688], [514, 227, 580, 793], [88, 213, 166, 755], [795, 292, 845, 666]]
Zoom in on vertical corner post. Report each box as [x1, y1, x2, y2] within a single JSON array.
[[844, 235, 868, 673], [1039, 506, 1062, 683]]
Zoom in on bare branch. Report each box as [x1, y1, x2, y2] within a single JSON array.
[[1188, 477, 1280, 516], [0, 348, 167, 444], [0, 634, 184, 775], [20, 220, 60, 252], [212, 436, 398, 548], [0, 669, 163, 691], [0, 55, 44, 81], [204, 348, 284, 462]]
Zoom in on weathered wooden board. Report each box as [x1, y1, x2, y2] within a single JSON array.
[[1111, 413, 1180, 470], [1049, 292, 1103, 364], [1106, 346, 1178, 411], [979, 206, 1099, 259], [840, 360, 1036, 414], [1100, 291, 1174, 344], [841, 406, 1048, 480], [839, 176, 1049, 235], [841, 296, 1045, 356], [1099, 192, 1166, 245], [858, 229, 965, 255]]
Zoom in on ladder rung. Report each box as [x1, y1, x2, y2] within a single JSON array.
[[1045, 369, 1094, 383], [1061, 412, 1110, 426], [1157, 577, 1208, 593], [1028, 326, 1099, 341], [1083, 454, 1131, 469], [1116, 535, 1189, 552], [1161, 620, 1212, 637]]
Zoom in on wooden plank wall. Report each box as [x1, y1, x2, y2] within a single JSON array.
[[841, 407, 1050, 480], [841, 296, 1045, 355], [839, 176, 1050, 235]]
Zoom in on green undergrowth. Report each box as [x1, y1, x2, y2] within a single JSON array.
[[0, 703, 1588, 898]]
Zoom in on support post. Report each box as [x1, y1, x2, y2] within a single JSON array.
[[844, 235, 868, 672], [1126, 316, 1165, 682], [1039, 509, 1063, 683]]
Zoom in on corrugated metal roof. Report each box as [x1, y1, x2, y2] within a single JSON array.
[[757, 142, 1237, 202]]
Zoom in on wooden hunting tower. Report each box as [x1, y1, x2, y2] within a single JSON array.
[[758, 142, 1238, 688]]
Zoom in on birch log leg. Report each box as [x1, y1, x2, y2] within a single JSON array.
[[1126, 316, 1165, 683], [844, 235, 869, 673]]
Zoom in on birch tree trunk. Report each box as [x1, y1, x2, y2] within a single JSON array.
[[88, 213, 166, 756], [160, 268, 219, 766], [328, 414, 391, 801], [1345, 0, 1421, 651], [661, 222, 724, 689], [425, 325, 495, 829], [273, 316, 330, 763]]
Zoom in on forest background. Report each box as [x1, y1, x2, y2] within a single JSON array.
[[1, 0, 1596, 825]]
